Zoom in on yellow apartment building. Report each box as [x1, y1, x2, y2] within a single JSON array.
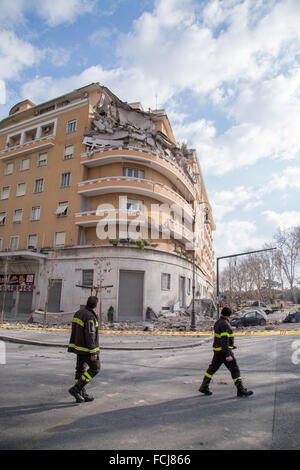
[[0, 83, 215, 321]]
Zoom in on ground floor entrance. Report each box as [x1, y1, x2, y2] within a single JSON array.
[[118, 270, 144, 321]]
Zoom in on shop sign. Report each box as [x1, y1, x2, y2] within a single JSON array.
[[0, 274, 35, 292]]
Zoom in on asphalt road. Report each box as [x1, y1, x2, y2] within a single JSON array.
[[0, 333, 299, 451]]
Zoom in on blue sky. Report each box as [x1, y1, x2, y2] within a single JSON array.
[[1, 0, 300, 259]]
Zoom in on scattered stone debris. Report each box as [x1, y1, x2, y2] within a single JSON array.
[[1, 308, 298, 333]]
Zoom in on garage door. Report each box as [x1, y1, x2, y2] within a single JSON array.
[[47, 279, 62, 313], [118, 271, 144, 321], [0, 292, 14, 316], [18, 291, 33, 315]]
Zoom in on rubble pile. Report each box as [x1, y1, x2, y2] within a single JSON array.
[[82, 86, 198, 186]]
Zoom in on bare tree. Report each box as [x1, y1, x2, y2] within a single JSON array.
[[273, 226, 300, 303], [93, 258, 112, 329]]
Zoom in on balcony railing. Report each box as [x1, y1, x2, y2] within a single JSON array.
[[77, 176, 194, 218], [75, 209, 195, 244], [0, 136, 55, 160], [80, 146, 196, 201]]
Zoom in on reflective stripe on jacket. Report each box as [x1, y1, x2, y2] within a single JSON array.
[[68, 307, 99, 355], [212, 317, 234, 356]]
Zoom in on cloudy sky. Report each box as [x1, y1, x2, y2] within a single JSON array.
[[1, 0, 300, 259]]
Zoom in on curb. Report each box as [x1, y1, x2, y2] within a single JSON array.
[[0, 335, 210, 351]]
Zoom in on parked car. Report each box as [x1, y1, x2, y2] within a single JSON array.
[[248, 301, 273, 314], [282, 310, 300, 323], [230, 309, 268, 328]]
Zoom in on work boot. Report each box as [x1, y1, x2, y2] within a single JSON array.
[[199, 376, 212, 396], [68, 379, 85, 403], [235, 380, 253, 397], [80, 387, 94, 402]]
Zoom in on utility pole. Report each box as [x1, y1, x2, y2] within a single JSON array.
[[216, 247, 276, 318]]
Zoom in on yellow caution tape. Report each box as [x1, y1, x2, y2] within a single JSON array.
[[0, 324, 300, 336]]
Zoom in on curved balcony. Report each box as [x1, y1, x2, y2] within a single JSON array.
[[77, 176, 194, 220], [80, 147, 196, 202], [75, 209, 195, 246]]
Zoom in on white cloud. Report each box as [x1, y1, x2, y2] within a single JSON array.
[[88, 27, 118, 47], [0, 0, 25, 27], [0, 80, 6, 105], [0, 30, 42, 81], [5, 0, 300, 179], [36, 0, 96, 26], [267, 166, 300, 191], [213, 219, 266, 256], [0, 0, 96, 27], [20, 64, 174, 110], [45, 47, 71, 67], [262, 210, 300, 230], [210, 186, 259, 221]]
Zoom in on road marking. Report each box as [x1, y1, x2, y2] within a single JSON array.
[[18, 393, 119, 450]]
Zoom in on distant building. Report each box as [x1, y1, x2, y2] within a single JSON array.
[[0, 83, 215, 321]]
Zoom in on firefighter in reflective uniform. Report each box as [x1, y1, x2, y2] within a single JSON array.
[[199, 307, 253, 397], [68, 296, 100, 403]]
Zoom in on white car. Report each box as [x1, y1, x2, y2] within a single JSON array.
[[231, 309, 268, 327]]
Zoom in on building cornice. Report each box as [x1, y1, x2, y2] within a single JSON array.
[[0, 99, 89, 136]]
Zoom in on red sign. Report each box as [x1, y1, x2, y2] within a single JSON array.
[[0, 274, 35, 292]]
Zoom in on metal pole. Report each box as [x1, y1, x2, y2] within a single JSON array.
[[216, 247, 276, 319], [191, 247, 196, 330]]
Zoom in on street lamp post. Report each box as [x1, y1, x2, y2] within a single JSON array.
[[216, 247, 276, 318]]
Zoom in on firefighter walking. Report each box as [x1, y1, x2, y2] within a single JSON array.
[[199, 307, 253, 397], [68, 296, 100, 403]]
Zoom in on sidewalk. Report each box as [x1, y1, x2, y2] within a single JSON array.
[[0, 324, 211, 350], [1, 320, 299, 351]]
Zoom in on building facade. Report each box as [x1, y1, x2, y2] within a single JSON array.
[[0, 83, 215, 321]]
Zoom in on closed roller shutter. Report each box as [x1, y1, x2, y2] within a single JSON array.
[[47, 279, 62, 313], [118, 270, 144, 321]]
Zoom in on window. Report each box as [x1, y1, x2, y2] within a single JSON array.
[[40, 105, 55, 115], [122, 167, 145, 179], [82, 269, 93, 287], [244, 312, 256, 318], [16, 182, 26, 197], [56, 201, 69, 217], [20, 158, 30, 171], [55, 231, 66, 246], [0, 238, 3, 251], [60, 172, 71, 187], [34, 178, 44, 193], [187, 278, 191, 295], [9, 236, 19, 251], [37, 152, 48, 167], [161, 273, 171, 290], [30, 206, 41, 221], [0, 212, 6, 225], [1, 186, 10, 200], [63, 145, 74, 160], [126, 199, 143, 213], [67, 120, 77, 133], [27, 234, 38, 249], [5, 162, 14, 175], [13, 209, 23, 224]]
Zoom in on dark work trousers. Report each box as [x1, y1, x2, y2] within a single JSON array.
[[75, 353, 101, 385], [205, 351, 241, 382]]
